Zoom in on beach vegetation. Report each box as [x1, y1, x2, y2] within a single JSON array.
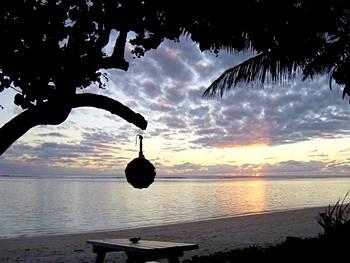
[[318, 191, 350, 236]]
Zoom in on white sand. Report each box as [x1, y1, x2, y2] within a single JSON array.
[[0, 206, 326, 262]]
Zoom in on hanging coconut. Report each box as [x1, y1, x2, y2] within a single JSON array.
[[125, 135, 156, 189]]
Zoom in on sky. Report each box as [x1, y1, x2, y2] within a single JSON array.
[[1, 36, 350, 177]]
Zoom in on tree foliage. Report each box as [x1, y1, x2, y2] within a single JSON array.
[[1, 0, 350, 154], [201, 1, 350, 98]]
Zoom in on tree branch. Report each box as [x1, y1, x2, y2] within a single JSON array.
[[0, 93, 147, 156], [0, 110, 42, 156], [69, 93, 147, 130]]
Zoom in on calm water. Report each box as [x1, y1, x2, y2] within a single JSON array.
[[0, 177, 350, 238]]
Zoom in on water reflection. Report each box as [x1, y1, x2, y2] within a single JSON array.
[[0, 177, 350, 238], [236, 179, 268, 214]]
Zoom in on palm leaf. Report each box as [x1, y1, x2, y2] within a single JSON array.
[[203, 52, 301, 98], [302, 37, 350, 82]]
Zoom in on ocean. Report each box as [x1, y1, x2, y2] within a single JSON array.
[[0, 176, 349, 238]]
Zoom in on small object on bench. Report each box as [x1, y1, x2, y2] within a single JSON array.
[[87, 238, 199, 263], [129, 236, 141, 244]]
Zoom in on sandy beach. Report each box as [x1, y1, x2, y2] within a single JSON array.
[[0, 206, 326, 262]]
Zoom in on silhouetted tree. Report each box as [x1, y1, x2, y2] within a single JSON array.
[[202, 1, 350, 98], [1, 1, 349, 155]]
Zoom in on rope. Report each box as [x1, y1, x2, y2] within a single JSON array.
[[137, 134, 144, 158]]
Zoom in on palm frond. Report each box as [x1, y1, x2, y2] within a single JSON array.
[[302, 37, 350, 82], [203, 52, 301, 98]]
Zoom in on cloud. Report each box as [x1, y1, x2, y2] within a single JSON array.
[[2, 132, 349, 178], [82, 128, 128, 146], [147, 99, 174, 112], [157, 159, 350, 177], [172, 162, 203, 171], [149, 46, 195, 82], [37, 132, 67, 138], [164, 83, 186, 104], [2, 37, 350, 177], [308, 153, 328, 158], [189, 78, 350, 147], [157, 116, 188, 129], [107, 38, 350, 150], [0, 126, 139, 176], [141, 79, 161, 99]]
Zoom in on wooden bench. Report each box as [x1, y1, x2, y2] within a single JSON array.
[[87, 238, 199, 263]]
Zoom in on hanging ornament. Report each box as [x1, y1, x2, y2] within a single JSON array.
[[125, 135, 156, 189]]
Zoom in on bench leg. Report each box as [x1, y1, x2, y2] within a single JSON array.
[[94, 251, 106, 263], [95, 252, 106, 263]]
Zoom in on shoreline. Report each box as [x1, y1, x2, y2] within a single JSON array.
[[0, 205, 327, 240], [0, 206, 325, 262]]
